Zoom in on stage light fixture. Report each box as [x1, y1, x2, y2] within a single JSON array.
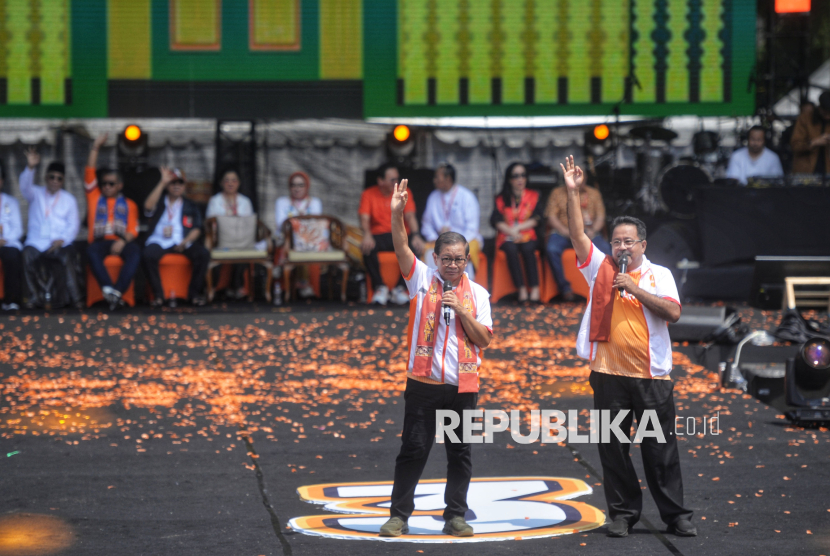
[[785, 337, 830, 424], [393, 125, 411, 143], [124, 124, 142, 142], [775, 0, 810, 14], [386, 125, 416, 168], [593, 124, 610, 141]]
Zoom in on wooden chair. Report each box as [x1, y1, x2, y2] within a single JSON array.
[[281, 215, 349, 302], [204, 216, 274, 302]]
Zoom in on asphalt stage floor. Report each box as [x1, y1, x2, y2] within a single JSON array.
[[0, 301, 828, 556]]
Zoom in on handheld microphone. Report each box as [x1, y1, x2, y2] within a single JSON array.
[[618, 254, 629, 298], [443, 280, 453, 326]]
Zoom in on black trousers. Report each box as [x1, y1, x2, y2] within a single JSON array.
[[22, 245, 82, 306], [390, 378, 478, 522], [500, 240, 539, 288], [0, 246, 22, 303], [142, 243, 210, 300], [365, 233, 405, 293], [589, 371, 693, 526]]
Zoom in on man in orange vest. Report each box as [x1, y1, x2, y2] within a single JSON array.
[[85, 134, 140, 310], [378, 179, 493, 538], [562, 155, 695, 538]]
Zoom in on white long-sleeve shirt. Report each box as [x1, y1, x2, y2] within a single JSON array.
[[206, 192, 254, 218], [421, 185, 482, 245], [19, 167, 80, 252], [0, 193, 23, 250]]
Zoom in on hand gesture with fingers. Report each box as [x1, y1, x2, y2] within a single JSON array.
[[160, 166, 176, 184], [560, 155, 584, 191], [25, 147, 40, 169], [391, 178, 409, 215], [93, 133, 109, 151]]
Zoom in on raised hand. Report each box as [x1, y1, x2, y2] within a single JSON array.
[[559, 155, 584, 190], [159, 166, 176, 184], [25, 147, 40, 169], [93, 133, 109, 150], [391, 178, 409, 214]]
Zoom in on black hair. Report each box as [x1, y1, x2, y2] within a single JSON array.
[[610, 215, 647, 241], [46, 161, 65, 175], [219, 166, 241, 181], [499, 162, 526, 206], [436, 162, 456, 183], [435, 231, 469, 257], [376, 163, 399, 183], [747, 125, 766, 139], [99, 167, 123, 183]]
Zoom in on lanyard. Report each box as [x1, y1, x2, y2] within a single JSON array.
[[166, 198, 181, 223], [225, 194, 238, 216], [44, 191, 61, 219], [440, 186, 458, 224], [290, 198, 309, 216]]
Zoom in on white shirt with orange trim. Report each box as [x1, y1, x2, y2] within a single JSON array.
[[575, 242, 681, 378], [404, 258, 493, 386]]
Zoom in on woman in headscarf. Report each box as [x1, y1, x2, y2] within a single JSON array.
[[273, 172, 323, 303]]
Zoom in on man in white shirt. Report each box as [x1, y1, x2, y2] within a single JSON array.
[[725, 126, 784, 185], [0, 162, 23, 310], [142, 167, 210, 307], [421, 163, 482, 281], [20, 148, 82, 309], [378, 178, 493, 539]]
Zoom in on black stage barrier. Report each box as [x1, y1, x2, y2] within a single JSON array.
[[696, 186, 830, 267]]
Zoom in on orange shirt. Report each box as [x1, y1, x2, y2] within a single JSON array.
[[591, 270, 670, 380], [84, 167, 138, 243], [358, 185, 415, 235]]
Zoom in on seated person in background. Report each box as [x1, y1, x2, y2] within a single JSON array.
[[20, 148, 82, 309], [142, 167, 210, 307], [490, 163, 543, 303], [85, 134, 140, 310], [726, 125, 783, 185], [545, 172, 611, 301], [206, 167, 255, 300], [0, 161, 23, 310], [274, 172, 323, 301], [359, 163, 424, 306], [791, 91, 830, 175], [421, 163, 483, 281]]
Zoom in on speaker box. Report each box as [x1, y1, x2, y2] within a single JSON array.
[[668, 306, 726, 342]]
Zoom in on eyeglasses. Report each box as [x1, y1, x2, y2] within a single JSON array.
[[169, 180, 185, 186], [510, 172, 527, 179], [101, 180, 118, 187], [440, 257, 468, 267], [47, 173, 64, 182], [611, 239, 644, 249]]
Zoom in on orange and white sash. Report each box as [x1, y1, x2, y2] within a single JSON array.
[[412, 274, 480, 393]]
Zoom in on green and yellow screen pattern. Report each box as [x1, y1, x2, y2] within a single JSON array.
[[0, 0, 754, 117]]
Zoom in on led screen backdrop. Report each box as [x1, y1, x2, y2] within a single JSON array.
[[0, 0, 754, 118], [363, 0, 755, 117]]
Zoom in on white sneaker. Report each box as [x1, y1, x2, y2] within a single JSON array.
[[391, 286, 410, 305], [2, 303, 20, 311], [372, 285, 390, 305], [298, 285, 316, 299]]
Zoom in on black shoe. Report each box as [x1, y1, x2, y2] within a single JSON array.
[[150, 298, 165, 308], [607, 519, 630, 537], [669, 519, 697, 537]]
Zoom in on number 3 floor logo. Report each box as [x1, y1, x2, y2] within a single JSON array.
[[288, 476, 605, 543]]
